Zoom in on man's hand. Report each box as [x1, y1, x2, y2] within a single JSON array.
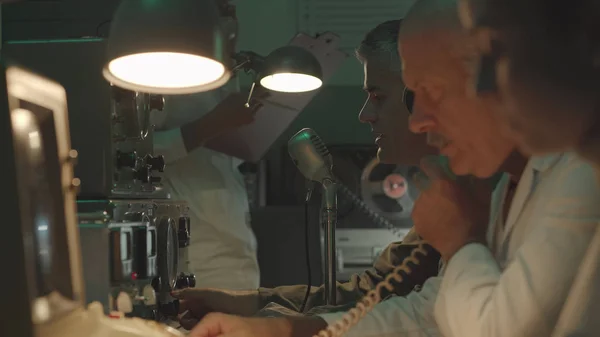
[[188, 313, 327, 337], [411, 156, 493, 261], [180, 90, 268, 151], [209, 91, 266, 129], [172, 288, 261, 330], [188, 314, 287, 337]]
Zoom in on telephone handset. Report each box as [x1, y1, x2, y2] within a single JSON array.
[[314, 241, 429, 337]]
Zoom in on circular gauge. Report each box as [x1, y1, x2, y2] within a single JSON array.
[[156, 217, 179, 294]]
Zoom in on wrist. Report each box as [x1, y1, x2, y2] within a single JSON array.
[[282, 316, 328, 337]]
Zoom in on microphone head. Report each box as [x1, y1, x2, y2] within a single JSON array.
[[288, 128, 334, 182]]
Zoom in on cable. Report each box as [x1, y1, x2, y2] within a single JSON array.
[[337, 184, 405, 237], [299, 200, 312, 313], [299, 181, 315, 313], [313, 241, 428, 337]]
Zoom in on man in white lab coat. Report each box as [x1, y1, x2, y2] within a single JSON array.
[[151, 1, 263, 290], [181, 0, 600, 336]]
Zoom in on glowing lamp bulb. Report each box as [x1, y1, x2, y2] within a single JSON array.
[[259, 73, 323, 93], [103, 52, 227, 93]]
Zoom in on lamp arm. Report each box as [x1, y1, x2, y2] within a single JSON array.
[[232, 51, 266, 74]]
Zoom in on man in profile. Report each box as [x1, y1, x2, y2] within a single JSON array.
[[457, 1, 600, 335], [173, 20, 441, 329]]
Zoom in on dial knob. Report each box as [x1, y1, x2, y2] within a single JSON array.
[[116, 292, 133, 313], [116, 150, 137, 169], [149, 95, 165, 111], [134, 165, 152, 183], [178, 217, 191, 247], [175, 273, 196, 289], [145, 154, 166, 172], [142, 284, 157, 306]]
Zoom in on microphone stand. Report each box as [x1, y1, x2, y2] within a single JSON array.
[[321, 178, 338, 305]]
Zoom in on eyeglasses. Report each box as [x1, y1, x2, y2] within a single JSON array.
[[403, 88, 414, 114]]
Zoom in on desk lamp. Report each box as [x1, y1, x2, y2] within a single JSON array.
[[103, 0, 231, 94], [233, 45, 323, 106]]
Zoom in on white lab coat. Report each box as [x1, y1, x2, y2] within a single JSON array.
[[319, 152, 600, 337], [151, 83, 260, 290], [551, 224, 600, 336]]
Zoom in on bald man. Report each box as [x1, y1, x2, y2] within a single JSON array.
[[181, 1, 600, 337]]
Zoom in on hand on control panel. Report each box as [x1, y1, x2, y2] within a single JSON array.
[[151, 273, 196, 321], [171, 288, 261, 330]]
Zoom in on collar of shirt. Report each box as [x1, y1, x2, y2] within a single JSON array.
[[529, 152, 564, 174]]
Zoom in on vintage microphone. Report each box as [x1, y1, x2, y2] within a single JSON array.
[[288, 128, 338, 305]]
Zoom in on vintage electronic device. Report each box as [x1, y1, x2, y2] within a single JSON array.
[[77, 198, 194, 320], [3, 38, 167, 199], [3, 39, 194, 323], [0, 62, 182, 337]]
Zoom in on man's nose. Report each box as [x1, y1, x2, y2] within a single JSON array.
[[408, 106, 435, 133], [358, 99, 377, 123]]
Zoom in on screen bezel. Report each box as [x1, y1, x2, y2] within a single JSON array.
[[6, 66, 84, 320]]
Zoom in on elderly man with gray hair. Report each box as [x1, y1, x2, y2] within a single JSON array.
[[183, 0, 600, 337], [458, 1, 600, 336]]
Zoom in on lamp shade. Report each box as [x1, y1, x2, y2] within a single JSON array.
[[103, 0, 232, 94], [258, 46, 323, 93]]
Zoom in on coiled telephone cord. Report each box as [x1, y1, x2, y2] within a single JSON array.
[[313, 241, 429, 337]]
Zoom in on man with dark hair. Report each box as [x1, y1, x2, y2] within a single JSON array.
[[172, 20, 441, 329]]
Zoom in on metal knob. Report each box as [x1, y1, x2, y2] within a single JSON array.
[[134, 165, 152, 183], [145, 154, 166, 172], [148, 95, 165, 111], [178, 216, 191, 247]]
